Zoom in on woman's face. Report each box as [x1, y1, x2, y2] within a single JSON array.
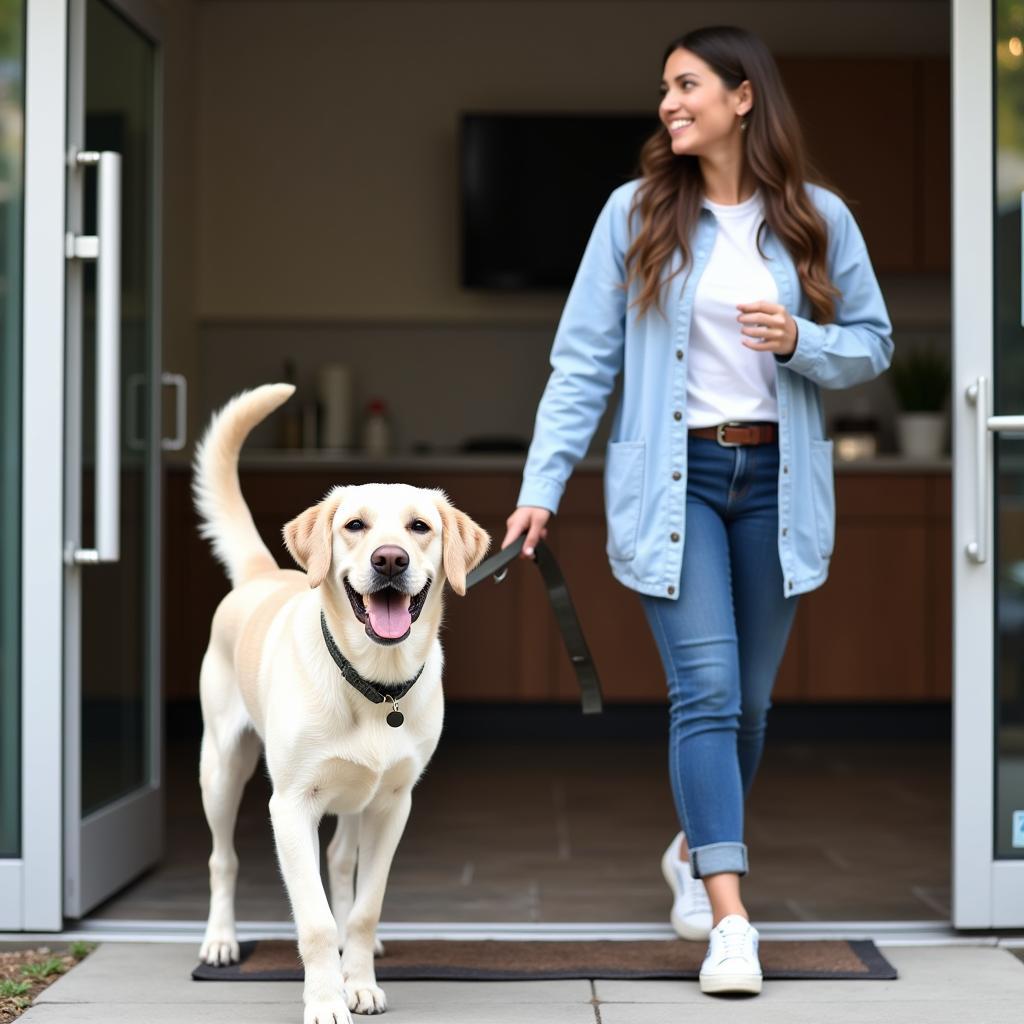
[[658, 48, 751, 157]]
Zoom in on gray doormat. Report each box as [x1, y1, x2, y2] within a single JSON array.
[[192, 938, 898, 982]]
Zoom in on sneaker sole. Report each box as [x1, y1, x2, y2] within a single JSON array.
[[659, 845, 712, 941], [699, 972, 763, 995]]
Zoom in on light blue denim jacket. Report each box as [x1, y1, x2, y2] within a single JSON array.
[[517, 180, 894, 599]]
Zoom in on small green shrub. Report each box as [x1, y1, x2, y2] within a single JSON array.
[[890, 348, 951, 412], [20, 957, 66, 979], [0, 979, 31, 997], [69, 941, 94, 959]]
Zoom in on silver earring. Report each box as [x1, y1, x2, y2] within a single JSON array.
[[740, 117, 748, 132]]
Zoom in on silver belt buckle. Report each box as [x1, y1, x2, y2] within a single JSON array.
[[716, 422, 745, 448]]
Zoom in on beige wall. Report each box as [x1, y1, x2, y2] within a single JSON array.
[[193, 0, 949, 322], [164, 1, 951, 455], [159, 0, 199, 444]]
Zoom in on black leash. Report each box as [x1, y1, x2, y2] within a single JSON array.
[[465, 536, 603, 715]]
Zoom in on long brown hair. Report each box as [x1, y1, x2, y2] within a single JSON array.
[[626, 26, 842, 323]]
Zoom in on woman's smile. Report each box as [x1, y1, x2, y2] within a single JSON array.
[[668, 117, 695, 136]]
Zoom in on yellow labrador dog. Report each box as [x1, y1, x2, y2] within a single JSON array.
[[192, 383, 489, 1022]]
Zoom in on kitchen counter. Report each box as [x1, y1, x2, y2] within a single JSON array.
[[227, 449, 952, 475]]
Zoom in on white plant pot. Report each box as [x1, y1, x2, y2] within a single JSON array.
[[896, 412, 947, 459]]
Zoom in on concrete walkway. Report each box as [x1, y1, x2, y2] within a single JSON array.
[[15, 940, 1024, 1023]]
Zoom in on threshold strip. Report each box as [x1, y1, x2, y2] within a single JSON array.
[[1, 918, 1007, 946]]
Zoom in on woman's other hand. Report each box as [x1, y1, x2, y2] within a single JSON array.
[[736, 300, 798, 357], [502, 506, 552, 558]]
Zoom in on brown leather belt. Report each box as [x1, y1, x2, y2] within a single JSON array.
[[689, 422, 778, 447]]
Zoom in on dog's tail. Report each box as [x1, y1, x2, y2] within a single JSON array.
[[192, 383, 295, 587]]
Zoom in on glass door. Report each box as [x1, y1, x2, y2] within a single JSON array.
[[63, 0, 164, 917], [0, 0, 25, 927], [953, 0, 1024, 927]]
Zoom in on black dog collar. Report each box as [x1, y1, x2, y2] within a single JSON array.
[[320, 611, 424, 727]]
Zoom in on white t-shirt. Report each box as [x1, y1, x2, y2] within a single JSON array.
[[686, 189, 780, 428]]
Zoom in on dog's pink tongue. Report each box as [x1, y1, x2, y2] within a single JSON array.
[[366, 590, 412, 639]]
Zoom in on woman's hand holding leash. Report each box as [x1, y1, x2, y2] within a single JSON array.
[[737, 300, 798, 357], [503, 506, 552, 559]]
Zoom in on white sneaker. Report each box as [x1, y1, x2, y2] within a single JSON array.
[[660, 831, 712, 940], [699, 914, 763, 995]]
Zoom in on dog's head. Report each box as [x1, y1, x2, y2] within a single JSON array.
[[283, 483, 489, 647]]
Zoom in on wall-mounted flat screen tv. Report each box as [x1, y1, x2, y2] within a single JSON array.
[[460, 113, 659, 290]]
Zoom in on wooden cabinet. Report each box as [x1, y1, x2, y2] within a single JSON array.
[[799, 474, 951, 702], [777, 56, 950, 273], [163, 467, 952, 706]]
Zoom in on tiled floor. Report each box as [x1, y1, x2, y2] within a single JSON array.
[[89, 730, 950, 924]]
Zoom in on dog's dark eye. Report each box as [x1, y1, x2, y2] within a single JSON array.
[[345, 519, 365, 532], [409, 519, 431, 534]]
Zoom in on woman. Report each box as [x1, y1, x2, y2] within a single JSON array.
[[502, 25, 893, 996]]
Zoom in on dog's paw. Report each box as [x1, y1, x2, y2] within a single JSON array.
[[346, 981, 387, 1015], [304, 1000, 355, 1024], [198, 934, 240, 966]]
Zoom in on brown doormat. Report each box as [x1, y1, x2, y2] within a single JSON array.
[[192, 938, 897, 982]]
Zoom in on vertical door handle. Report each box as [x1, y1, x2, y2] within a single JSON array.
[[965, 374, 1024, 565], [67, 150, 122, 565], [161, 372, 188, 451], [965, 376, 990, 564]]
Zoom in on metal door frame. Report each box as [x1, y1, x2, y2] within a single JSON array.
[[62, 0, 165, 918], [5, 0, 164, 929], [14, 0, 69, 931], [951, 0, 1024, 927]]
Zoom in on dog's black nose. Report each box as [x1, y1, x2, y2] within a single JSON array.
[[371, 545, 409, 578]]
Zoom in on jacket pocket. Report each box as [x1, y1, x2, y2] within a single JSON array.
[[809, 439, 836, 559], [604, 440, 646, 562]]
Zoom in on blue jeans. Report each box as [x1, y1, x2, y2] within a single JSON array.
[[640, 435, 799, 879]]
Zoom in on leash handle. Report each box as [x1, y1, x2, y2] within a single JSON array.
[[465, 535, 603, 715], [465, 534, 525, 589]]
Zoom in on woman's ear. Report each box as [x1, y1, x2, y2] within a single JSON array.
[[282, 490, 343, 589], [435, 495, 490, 596], [738, 79, 754, 117]]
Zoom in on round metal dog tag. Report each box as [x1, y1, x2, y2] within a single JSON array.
[[386, 710, 404, 728]]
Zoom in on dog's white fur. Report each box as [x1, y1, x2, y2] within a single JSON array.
[[193, 383, 489, 1022]]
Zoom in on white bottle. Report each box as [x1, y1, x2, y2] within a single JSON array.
[[317, 363, 354, 449], [363, 398, 391, 457]]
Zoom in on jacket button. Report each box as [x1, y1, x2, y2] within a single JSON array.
[[672, 471, 681, 481], [676, 349, 684, 360], [673, 411, 682, 422], [670, 532, 680, 542], [788, 580, 794, 591], [668, 585, 676, 596], [782, 527, 788, 537], [783, 464, 789, 474]]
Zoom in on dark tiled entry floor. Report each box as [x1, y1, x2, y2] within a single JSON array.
[[89, 732, 950, 924]]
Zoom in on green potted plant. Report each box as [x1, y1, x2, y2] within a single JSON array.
[[889, 347, 951, 459]]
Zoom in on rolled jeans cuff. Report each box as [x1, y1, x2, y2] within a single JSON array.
[[690, 841, 749, 879]]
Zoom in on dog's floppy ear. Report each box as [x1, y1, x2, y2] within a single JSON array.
[[282, 490, 343, 589], [435, 495, 490, 597]]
